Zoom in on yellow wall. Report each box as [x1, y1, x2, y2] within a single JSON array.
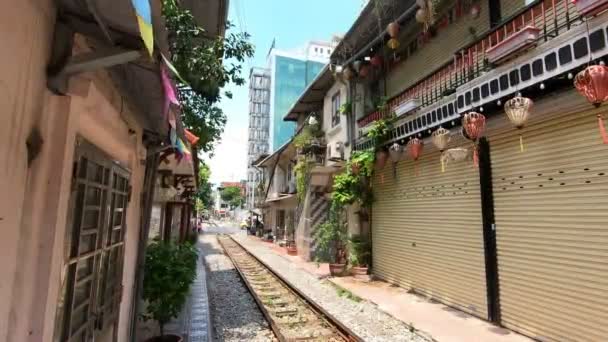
[[386, 1, 490, 98], [0, 3, 147, 341]]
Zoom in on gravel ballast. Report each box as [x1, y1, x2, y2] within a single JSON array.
[[200, 234, 277, 342], [233, 235, 430, 342]]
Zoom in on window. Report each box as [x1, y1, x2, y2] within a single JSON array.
[[331, 92, 341, 127], [55, 139, 129, 342]]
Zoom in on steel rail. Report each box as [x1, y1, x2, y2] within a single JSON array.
[[218, 235, 363, 342]]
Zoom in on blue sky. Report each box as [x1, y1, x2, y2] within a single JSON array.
[[205, 0, 364, 184]]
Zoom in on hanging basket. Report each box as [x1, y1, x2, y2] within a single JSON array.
[[574, 65, 608, 144], [504, 96, 533, 152]]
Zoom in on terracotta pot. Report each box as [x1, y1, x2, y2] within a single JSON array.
[[351, 266, 368, 277], [287, 246, 298, 256], [329, 263, 346, 276], [146, 334, 183, 342]]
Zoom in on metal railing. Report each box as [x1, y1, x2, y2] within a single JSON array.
[[356, 0, 580, 129]]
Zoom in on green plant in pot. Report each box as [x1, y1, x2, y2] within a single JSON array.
[[348, 235, 371, 278], [142, 241, 198, 342], [315, 202, 348, 276]]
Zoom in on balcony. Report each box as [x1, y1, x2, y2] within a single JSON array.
[[355, 0, 596, 150]]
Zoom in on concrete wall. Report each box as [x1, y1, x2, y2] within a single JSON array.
[[322, 81, 351, 160], [0, 3, 147, 341]]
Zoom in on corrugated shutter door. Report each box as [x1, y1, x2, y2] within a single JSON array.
[[491, 105, 608, 341], [372, 136, 488, 319]]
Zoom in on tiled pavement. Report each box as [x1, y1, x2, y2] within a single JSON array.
[[165, 240, 211, 342]]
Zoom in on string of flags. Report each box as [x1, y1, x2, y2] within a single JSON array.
[[129, 0, 198, 162]]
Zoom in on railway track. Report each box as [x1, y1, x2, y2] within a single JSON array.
[[218, 235, 363, 342]]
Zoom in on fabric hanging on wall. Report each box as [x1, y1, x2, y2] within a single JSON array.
[[162, 54, 188, 84], [130, 0, 154, 56]]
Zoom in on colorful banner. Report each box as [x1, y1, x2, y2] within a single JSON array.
[[131, 0, 154, 56], [161, 54, 188, 84]]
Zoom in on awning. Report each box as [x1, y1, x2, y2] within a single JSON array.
[[255, 138, 295, 168], [283, 65, 334, 121], [265, 194, 298, 209]]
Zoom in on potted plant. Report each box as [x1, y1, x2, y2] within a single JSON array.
[[142, 240, 198, 342], [348, 235, 371, 278], [315, 202, 347, 276]]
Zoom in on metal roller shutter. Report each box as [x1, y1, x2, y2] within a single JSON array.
[[372, 134, 488, 319], [490, 101, 608, 341]]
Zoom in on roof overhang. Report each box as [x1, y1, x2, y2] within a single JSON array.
[[180, 0, 229, 38], [255, 139, 296, 168], [284, 65, 334, 121], [265, 194, 297, 209]]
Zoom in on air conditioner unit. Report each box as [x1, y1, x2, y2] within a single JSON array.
[[328, 142, 345, 161]]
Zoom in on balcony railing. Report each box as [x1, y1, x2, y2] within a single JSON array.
[[357, 0, 580, 130]]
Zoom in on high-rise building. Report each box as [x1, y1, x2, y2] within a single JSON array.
[[246, 40, 332, 210], [267, 41, 332, 151], [246, 67, 271, 209]]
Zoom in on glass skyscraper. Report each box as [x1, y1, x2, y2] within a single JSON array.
[[267, 42, 331, 151]]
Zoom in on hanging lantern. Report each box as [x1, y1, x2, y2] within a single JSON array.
[[407, 138, 424, 176], [386, 22, 400, 50], [359, 65, 370, 78], [389, 143, 403, 162], [462, 112, 486, 167], [504, 96, 533, 152], [462, 112, 486, 141], [574, 65, 608, 144], [388, 143, 403, 178], [431, 127, 451, 172], [415, 8, 427, 24], [387, 22, 400, 38], [352, 60, 362, 73], [370, 54, 383, 67], [387, 39, 400, 50], [376, 149, 388, 169]]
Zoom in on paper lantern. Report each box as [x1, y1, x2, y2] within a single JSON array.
[[387, 38, 400, 50], [370, 55, 383, 67], [388, 143, 403, 179], [431, 127, 451, 172], [407, 138, 424, 176], [376, 150, 388, 169], [462, 112, 486, 141], [504, 96, 533, 152], [389, 143, 403, 163], [462, 112, 486, 167], [574, 65, 608, 144], [387, 22, 400, 38], [416, 8, 427, 23], [359, 65, 370, 78]]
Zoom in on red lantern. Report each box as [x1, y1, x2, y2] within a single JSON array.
[[359, 65, 370, 78], [407, 138, 424, 176], [574, 65, 608, 144], [462, 112, 486, 167], [370, 55, 383, 67]]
